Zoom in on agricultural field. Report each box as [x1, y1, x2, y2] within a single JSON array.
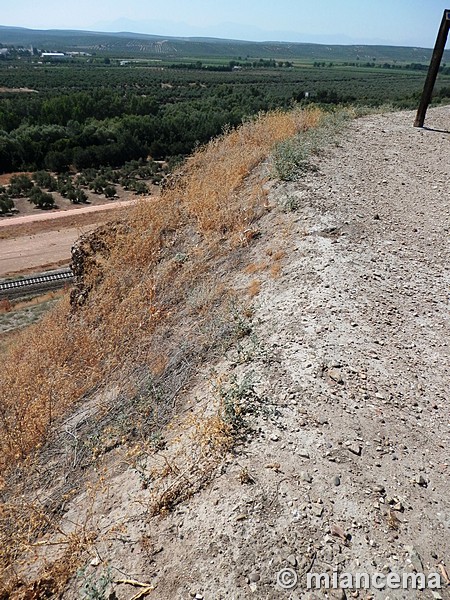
[[1, 50, 450, 205], [1, 32, 449, 290]]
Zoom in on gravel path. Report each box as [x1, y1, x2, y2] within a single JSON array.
[[241, 105, 450, 598], [142, 107, 450, 599]]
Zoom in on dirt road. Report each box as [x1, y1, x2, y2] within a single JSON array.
[[0, 226, 93, 276], [0, 198, 138, 229], [0, 199, 140, 277]]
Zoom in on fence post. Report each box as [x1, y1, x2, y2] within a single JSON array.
[[414, 9, 450, 127]]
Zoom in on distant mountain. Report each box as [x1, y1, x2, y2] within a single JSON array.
[[92, 17, 392, 46], [0, 25, 447, 62]]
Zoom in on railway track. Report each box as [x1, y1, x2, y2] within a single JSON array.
[[0, 269, 74, 299]]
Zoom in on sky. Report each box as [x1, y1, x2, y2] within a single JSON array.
[[2, 0, 450, 48]]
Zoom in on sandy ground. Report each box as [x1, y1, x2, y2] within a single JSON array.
[[0, 199, 140, 277], [0, 226, 95, 276]]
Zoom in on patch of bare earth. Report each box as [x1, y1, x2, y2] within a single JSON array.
[[0, 199, 151, 276], [3, 107, 450, 599]]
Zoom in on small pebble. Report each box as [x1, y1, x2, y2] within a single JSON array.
[[301, 471, 313, 483], [287, 554, 298, 567]]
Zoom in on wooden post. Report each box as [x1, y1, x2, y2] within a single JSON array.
[[414, 9, 450, 127]]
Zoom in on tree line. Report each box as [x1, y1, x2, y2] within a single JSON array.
[[0, 82, 298, 174], [1, 61, 449, 175]]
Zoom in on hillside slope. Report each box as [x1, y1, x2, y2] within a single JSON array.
[[2, 25, 450, 61], [2, 106, 449, 599], [72, 106, 448, 599]]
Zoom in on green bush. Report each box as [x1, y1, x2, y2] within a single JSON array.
[[0, 188, 13, 214], [32, 170, 57, 190], [59, 182, 76, 198], [272, 109, 352, 181], [133, 181, 149, 195], [67, 187, 88, 204], [89, 176, 108, 194], [104, 185, 116, 198]]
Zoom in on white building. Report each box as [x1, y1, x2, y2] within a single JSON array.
[[41, 52, 67, 61]]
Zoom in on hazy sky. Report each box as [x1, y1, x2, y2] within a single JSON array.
[[2, 0, 450, 47]]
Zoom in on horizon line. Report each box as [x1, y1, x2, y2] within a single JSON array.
[[0, 23, 437, 50]]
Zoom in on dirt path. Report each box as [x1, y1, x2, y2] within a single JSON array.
[[0, 199, 149, 276], [0, 197, 138, 229], [0, 226, 96, 277]]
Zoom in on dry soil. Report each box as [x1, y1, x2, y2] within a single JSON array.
[[16, 107, 450, 600]]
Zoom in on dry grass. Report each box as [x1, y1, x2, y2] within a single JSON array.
[[136, 372, 257, 519], [0, 107, 323, 595], [147, 411, 235, 517], [270, 249, 287, 261], [243, 249, 286, 280], [0, 290, 64, 315], [0, 299, 12, 313], [0, 107, 321, 474], [247, 279, 262, 297], [0, 481, 101, 598], [176, 109, 321, 233], [270, 263, 282, 279], [243, 261, 267, 275]]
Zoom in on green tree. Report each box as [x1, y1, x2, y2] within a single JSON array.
[[67, 187, 88, 204], [59, 182, 76, 198], [45, 150, 70, 173], [132, 181, 149, 195], [0, 187, 13, 214], [89, 176, 108, 194], [9, 174, 33, 197], [33, 170, 57, 190], [29, 187, 55, 209], [0, 134, 21, 173], [104, 185, 117, 198]]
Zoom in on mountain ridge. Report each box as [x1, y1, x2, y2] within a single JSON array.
[[1, 24, 448, 61]]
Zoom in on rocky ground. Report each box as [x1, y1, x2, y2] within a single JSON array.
[[37, 106, 450, 599]]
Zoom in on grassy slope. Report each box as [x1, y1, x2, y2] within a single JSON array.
[[0, 107, 322, 475], [0, 105, 332, 597]]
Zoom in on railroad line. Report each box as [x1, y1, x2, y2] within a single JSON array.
[[0, 269, 74, 299]]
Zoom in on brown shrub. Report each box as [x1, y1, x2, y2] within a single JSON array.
[[247, 279, 262, 297], [0, 299, 12, 313]]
